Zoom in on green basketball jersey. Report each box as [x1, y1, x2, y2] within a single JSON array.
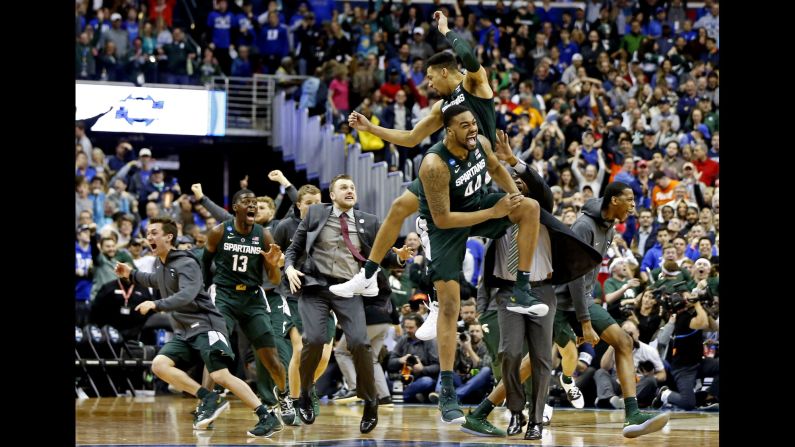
[[418, 140, 489, 222], [409, 82, 495, 198], [213, 220, 266, 288], [440, 81, 496, 147]]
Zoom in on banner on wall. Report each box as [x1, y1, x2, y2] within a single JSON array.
[[75, 82, 226, 136]]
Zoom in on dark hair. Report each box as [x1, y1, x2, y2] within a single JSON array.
[[403, 313, 425, 327], [232, 188, 255, 204], [150, 216, 178, 244], [698, 237, 712, 246], [427, 51, 458, 70], [442, 104, 472, 128], [601, 181, 631, 209]]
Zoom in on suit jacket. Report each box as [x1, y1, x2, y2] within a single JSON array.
[[481, 163, 602, 289], [284, 203, 400, 302]]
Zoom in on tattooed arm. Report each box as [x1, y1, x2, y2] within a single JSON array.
[[419, 153, 520, 229]]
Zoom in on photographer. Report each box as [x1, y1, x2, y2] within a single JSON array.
[[431, 323, 493, 404], [596, 320, 666, 408], [652, 288, 719, 410], [387, 313, 440, 403], [603, 257, 641, 323]]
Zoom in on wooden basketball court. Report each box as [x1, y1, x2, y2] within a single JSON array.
[[76, 395, 718, 446]]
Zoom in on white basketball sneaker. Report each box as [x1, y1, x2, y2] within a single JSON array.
[[329, 268, 379, 297], [415, 301, 439, 341]]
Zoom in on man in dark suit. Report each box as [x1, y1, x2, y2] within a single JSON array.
[[283, 174, 412, 434], [461, 130, 602, 439], [379, 89, 414, 172]]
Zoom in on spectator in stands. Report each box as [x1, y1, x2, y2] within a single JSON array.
[[90, 228, 134, 301], [571, 147, 607, 196], [199, 48, 223, 85], [99, 13, 130, 63], [76, 224, 94, 327], [206, 0, 233, 74], [354, 98, 385, 162], [76, 151, 97, 183], [230, 45, 253, 77], [379, 89, 413, 172], [329, 65, 351, 125], [107, 141, 133, 175], [650, 170, 679, 210], [259, 11, 290, 75], [161, 28, 196, 85], [640, 227, 671, 280], [139, 166, 180, 207], [76, 32, 97, 80]]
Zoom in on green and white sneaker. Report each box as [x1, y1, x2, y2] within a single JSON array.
[[460, 412, 507, 437], [506, 283, 549, 316], [193, 392, 229, 429], [622, 411, 670, 438], [438, 388, 465, 424], [247, 409, 284, 438], [310, 386, 320, 416]]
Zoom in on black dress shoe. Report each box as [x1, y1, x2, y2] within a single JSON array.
[[360, 400, 378, 433], [524, 422, 542, 440], [507, 411, 527, 436], [297, 394, 315, 424]]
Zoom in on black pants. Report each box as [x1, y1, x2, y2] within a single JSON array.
[[298, 285, 375, 402], [495, 283, 556, 422], [667, 358, 719, 410]]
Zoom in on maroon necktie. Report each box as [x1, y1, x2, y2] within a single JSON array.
[[339, 212, 367, 262]]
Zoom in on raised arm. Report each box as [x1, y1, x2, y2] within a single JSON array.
[[419, 153, 519, 229], [202, 223, 224, 287], [191, 183, 233, 221], [349, 100, 444, 147], [435, 11, 491, 99]]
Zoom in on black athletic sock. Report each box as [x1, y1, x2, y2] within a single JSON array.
[[364, 260, 379, 279]]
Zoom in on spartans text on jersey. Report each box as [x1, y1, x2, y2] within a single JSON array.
[[223, 242, 261, 254]]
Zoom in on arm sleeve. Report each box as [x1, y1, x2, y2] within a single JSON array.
[[153, 260, 203, 311], [199, 196, 233, 222], [445, 30, 481, 73], [514, 160, 554, 212], [201, 248, 215, 289], [131, 269, 158, 289], [387, 338, 406, 372], [567, 220, 594, 322], [284, 210, 309, 269]]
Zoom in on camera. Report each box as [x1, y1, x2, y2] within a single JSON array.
[[405, 355, 418, 367], [458, 332, 470, 343], [620, 300, 636, 316], [650, 282, 688, 313]]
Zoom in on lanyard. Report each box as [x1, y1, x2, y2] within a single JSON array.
[[117, 280, 134, 308]]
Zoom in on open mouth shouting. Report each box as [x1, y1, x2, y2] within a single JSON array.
[[466, 132, 478, 150]]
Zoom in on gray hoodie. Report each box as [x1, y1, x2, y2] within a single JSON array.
[[555, 198, 615, 322], [131, 249, 227, 340]]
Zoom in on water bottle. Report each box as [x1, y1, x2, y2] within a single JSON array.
[[156, 329, 166, 347]]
